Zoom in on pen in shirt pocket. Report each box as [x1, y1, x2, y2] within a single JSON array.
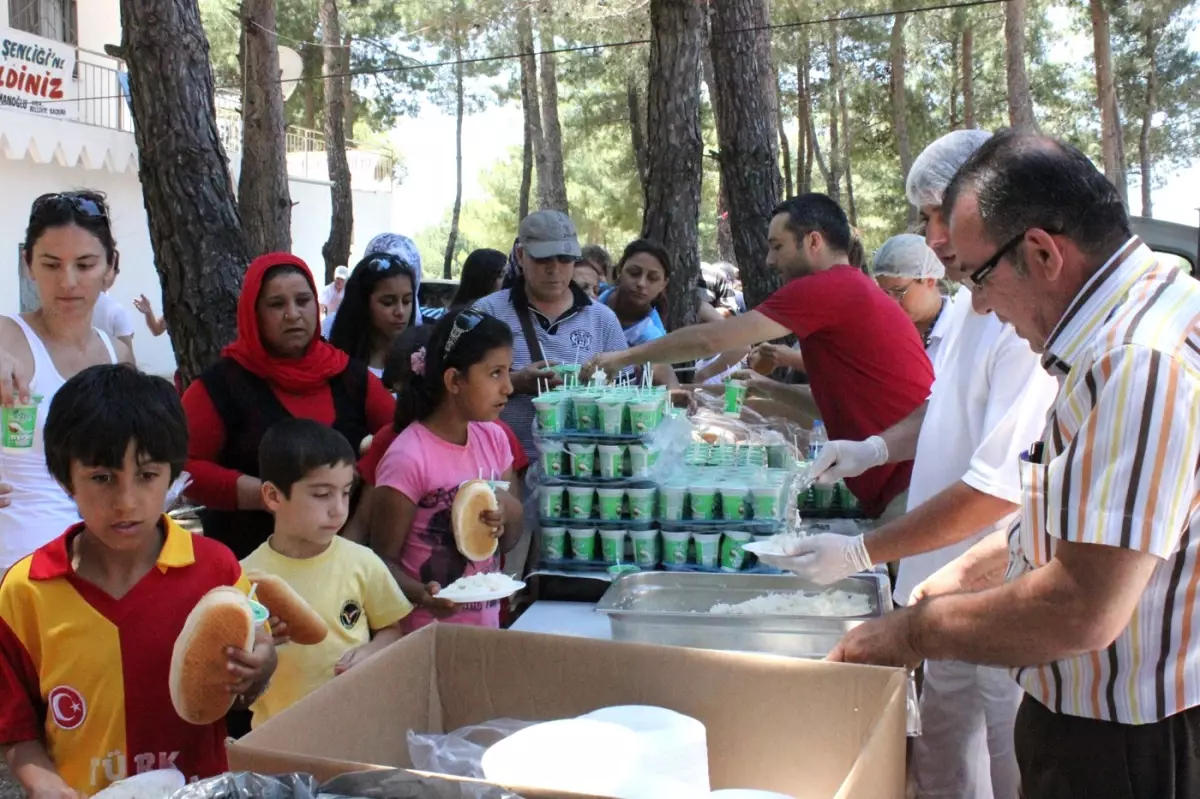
[[1021, 441, 1046, 465]]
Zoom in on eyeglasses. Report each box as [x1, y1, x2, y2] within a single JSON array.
[[31, 192, 108, 221], [966, 231, 1029, 290], [882, 283, 914, 300], [444, 309, 485, 355]]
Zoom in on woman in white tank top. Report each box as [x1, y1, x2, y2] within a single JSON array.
[[0, 191, 134, 573]]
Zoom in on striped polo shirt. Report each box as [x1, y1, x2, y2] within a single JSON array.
[[0, 518, 250, 794], [1006, 237, 1200, 724], [474, 283, 629, 457]]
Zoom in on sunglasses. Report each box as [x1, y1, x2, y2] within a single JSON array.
[[31, 192, 108, 221], [363, 254, 411, 272], [530, 254, 576, 265], [444, 309, 485, 356]]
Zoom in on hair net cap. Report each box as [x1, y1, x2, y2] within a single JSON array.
[[872, 233, 945, 279], [906, 129, 992, 209]]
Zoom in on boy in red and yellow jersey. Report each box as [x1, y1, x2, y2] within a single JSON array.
[[0, 365, 276, 798]]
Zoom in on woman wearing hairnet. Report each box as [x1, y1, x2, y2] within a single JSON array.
[[873, 233, 947, 355]]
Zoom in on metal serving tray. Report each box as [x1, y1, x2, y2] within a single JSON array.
[[594, 571, 893, 659]]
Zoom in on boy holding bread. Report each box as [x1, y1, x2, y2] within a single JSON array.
[[0, 365, 276, 799], [242, 419, 411, 728]]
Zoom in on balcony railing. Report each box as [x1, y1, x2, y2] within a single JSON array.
[[68, 50, 394, 191]]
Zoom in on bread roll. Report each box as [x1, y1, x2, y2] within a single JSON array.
[[245, 570, 329, 645], [452, 480, 499, 561], [169, 586, 255, 725]]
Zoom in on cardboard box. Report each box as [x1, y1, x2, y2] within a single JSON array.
[[229, 625, 906, 799]]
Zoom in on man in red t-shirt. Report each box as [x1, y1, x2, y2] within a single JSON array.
[[586, 194, 932, 517]]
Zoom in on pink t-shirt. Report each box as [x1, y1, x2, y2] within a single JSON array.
[[375, 421, 514, 632]]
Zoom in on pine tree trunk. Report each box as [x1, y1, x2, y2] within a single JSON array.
[[826, 22, 842, 204], [839, 83, 856, 227], [643, 0, 704, 331], [537, 3, 569, 212], [777, 69, 793, 198], [118, 0, 249, 383], [962, 24, 975, 128], [808, 111, 829, 188], [797, 33, 813, 193], [700, 14, 734, 263], [518, 5, 541, 219], [1090, 0, 1128, 205], [1139, 32, 1157, 218], [949, 37, 959, 130], [320, 0, 353, 282], [627, 79, 649, 191], [1004, 0, 1036, 131], [341, 33, 354, 137], [238, 0, 291, 258], [709, 0, 781, 309], [889, 11, 914, 225], [302, 42, 319, 129], [444, 42, 464, 278]]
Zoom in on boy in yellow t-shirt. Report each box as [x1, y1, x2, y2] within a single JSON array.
[[242, 419, 411, 728]]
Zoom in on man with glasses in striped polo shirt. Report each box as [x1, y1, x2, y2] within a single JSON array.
[[829, 130, 1200, 798]]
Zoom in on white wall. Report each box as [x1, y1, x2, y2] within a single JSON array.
[[75, 0, 122, 55]]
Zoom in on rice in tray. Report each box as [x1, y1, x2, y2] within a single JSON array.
[[709, 590, 871, 617]]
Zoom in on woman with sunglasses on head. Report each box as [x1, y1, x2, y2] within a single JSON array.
[[872, 233, 948, 354], [0, 191, 134, 574], [180, 253, 395, 561], [370, 309, 524, 632], [328, 252, 417, 378], [323, 232, 426, 339]]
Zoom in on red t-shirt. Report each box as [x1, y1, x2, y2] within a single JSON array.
[[756, 266, 933, 516], [358, 420, 529, 486]]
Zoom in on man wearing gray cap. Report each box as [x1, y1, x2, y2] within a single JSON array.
[[476, 210, 629, 457]]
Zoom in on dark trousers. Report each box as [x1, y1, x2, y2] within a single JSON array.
[[1015, 695, 1200, 798]]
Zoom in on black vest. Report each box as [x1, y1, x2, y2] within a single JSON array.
[[196, 358, 371, 559]]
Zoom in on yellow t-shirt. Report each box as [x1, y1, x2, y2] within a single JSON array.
[[242, 535, 412, 727]]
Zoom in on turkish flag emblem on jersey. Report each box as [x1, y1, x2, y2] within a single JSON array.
[[48, 685, 87, 730]]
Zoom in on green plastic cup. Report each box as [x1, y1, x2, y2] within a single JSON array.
[[540, 526, 567, 560], [720, 530, 753, 572], [658, 483, 687, 521], [628, 401, 658, 434], [720, 485, 748, 521], [572, 394, 599, 431], [596, 487, 625, 521], [752, 485, 781, 519], [552, 363, 582, 388], [599, 528, 627, 564], [689, 484, 718, 520], [692, 532, 721, 567], [597, 444, 626, 478], [630, 528, 661, 567], [537, 485, 564, 518], [625, 487, 657, 521], [596, 398, 626, 435], [568, 527, 597, 561], [841, 481, 860, 510], [662, 530, 691, 565], [627, 444, 651, 477], [812, 482, 835, 510], [567, 443, 597, 478], [1, 394, 43, 450], [766, 443, 788, 468], [540, 441, 565, 477], [723, 379, 748, 417], [566, 486, 596, 519], [532, 395, 565, 433]]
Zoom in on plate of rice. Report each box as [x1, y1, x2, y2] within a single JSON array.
[[437, 572, 526, 604]]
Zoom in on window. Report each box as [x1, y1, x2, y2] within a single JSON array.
[[8, 0, 77, 45]]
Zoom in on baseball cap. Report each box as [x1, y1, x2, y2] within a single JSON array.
[[518, 210, 582, 260], [334, 265, 350, 280]]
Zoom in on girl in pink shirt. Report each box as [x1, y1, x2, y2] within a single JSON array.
[[372, 309, 524, 631]]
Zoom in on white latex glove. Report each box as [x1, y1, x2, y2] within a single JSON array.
[[809, 436, 888, 484], [757, 533, 873, 585]]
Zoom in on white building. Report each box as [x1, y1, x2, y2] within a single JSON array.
[[0, 0, 396, 376]]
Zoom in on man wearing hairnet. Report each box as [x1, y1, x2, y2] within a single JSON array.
[[761, 130, 1059, 799], [873, 234, 948, 354]]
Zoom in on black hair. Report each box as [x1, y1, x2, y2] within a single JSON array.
[[261, 264, 310, 287], [452, 248, 507, 307], [580, 244, 614, 280], [771, 193, 852, 254], [393, 307, 514, 433], [943, 130, 1131, 266], [44, 364, 187, 492], [382, 323, 435, 390], [258, 418, 357, 498], [616, 238, 672, 318], [329, 253, 418, 361], [847, 230, 867, 273], [23, 190, 117, 265]]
